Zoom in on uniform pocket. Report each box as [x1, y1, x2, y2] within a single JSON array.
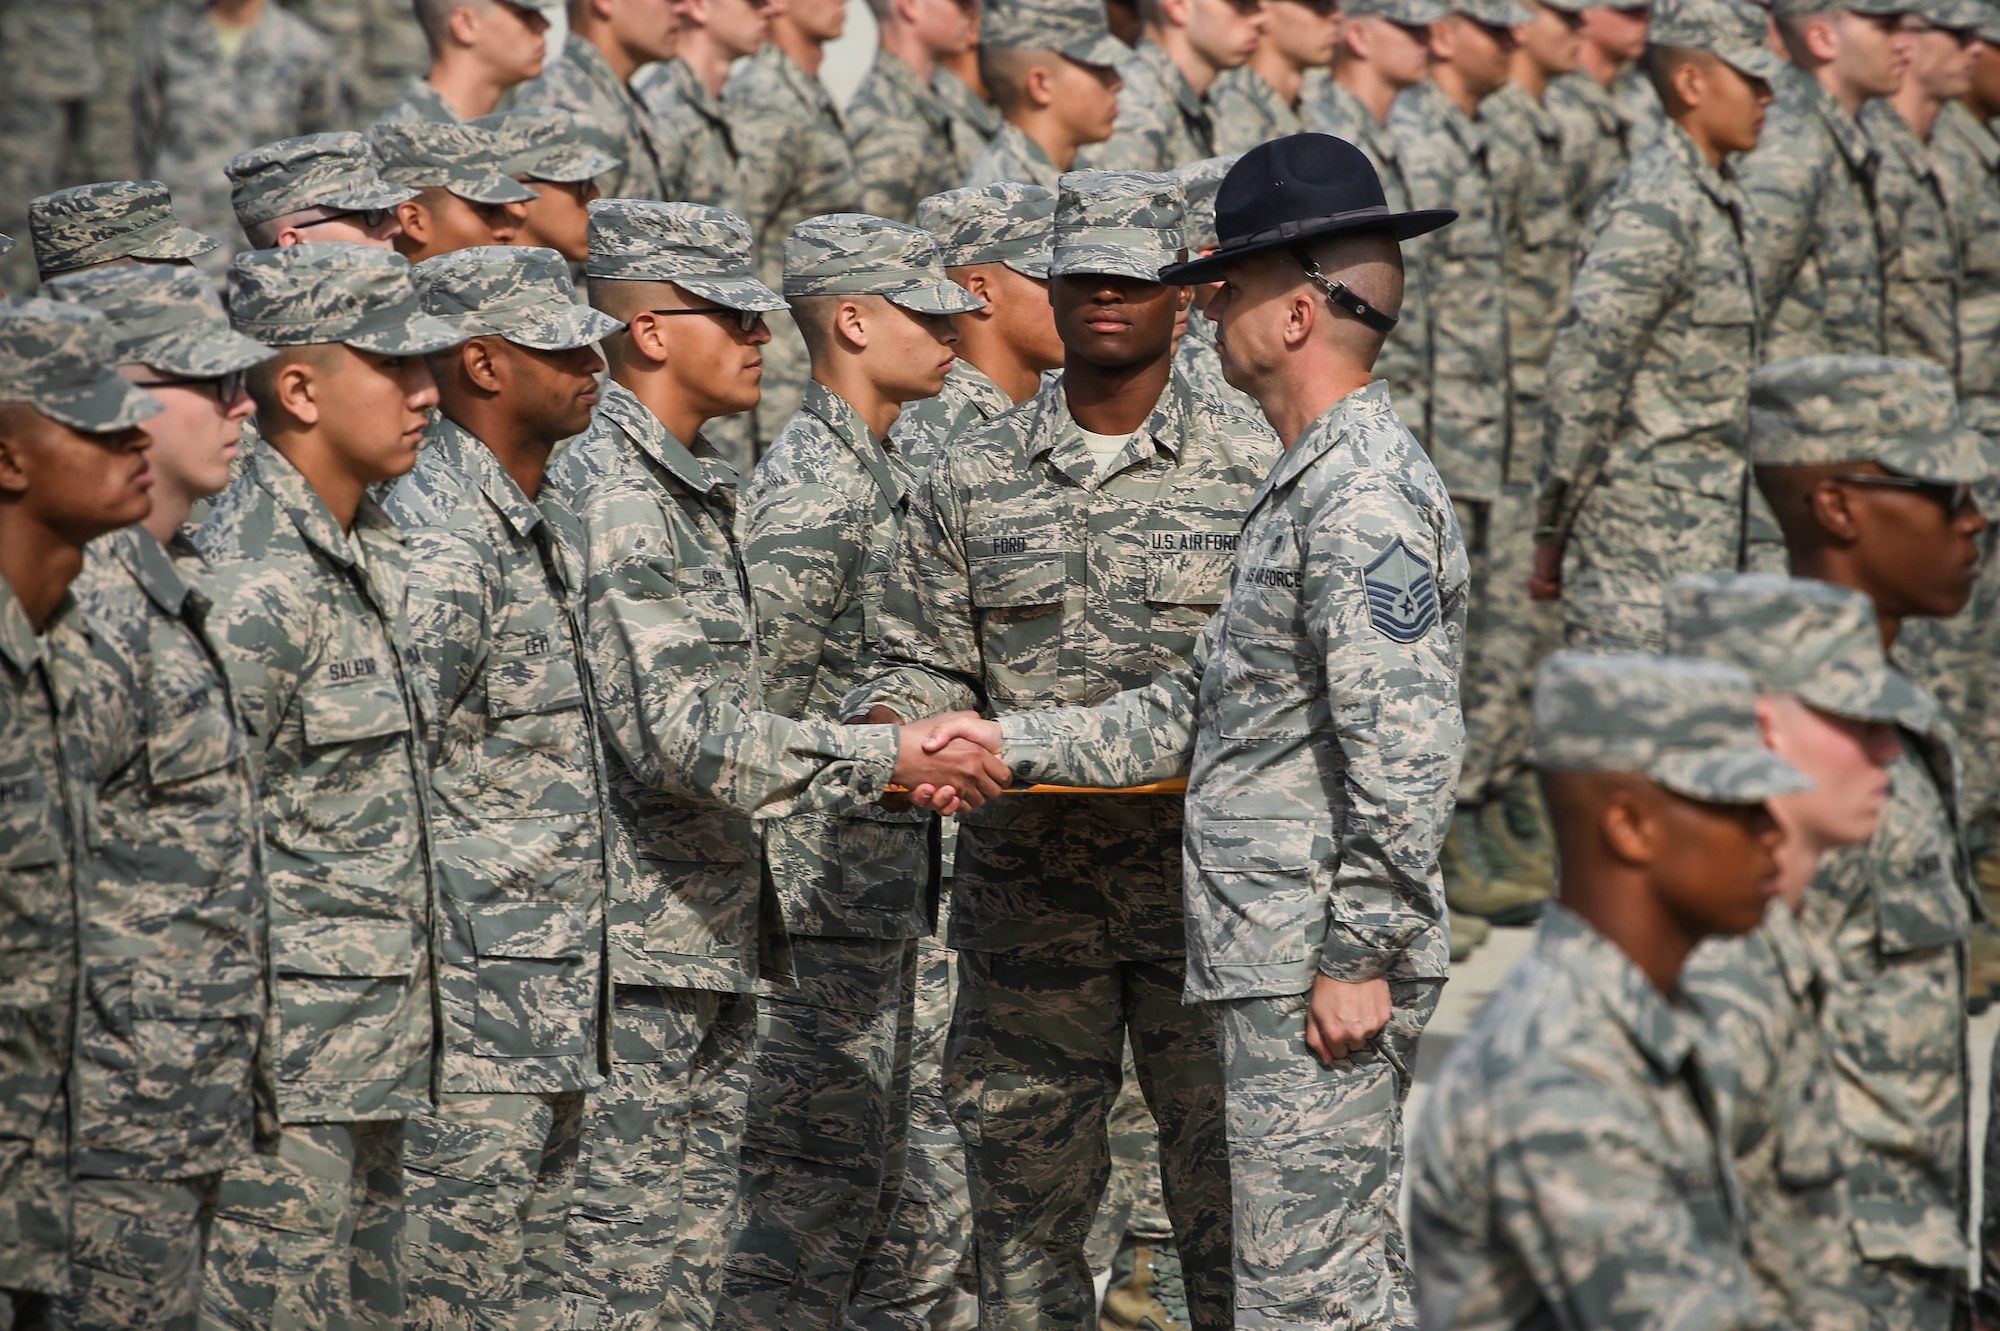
[[1214, 634, 1314, 741], [479, 629, 593, 822], [469, 902, 591, 1059], [1193, 820, 1324, 969], [269, 918, 418, 1086]]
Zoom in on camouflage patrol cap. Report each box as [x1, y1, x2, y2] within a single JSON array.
[[784, 214, 986, 315], [1901, 0, 1985, 25], [1171, 156, 1241, 253], [0, 299, 165, 432], [586, 199, 788, 312], [369, 122, 539, 206], [1651, 0, 1786, 78], [1339, 0, 1450, 20], [1448, 0, 1537, 26], [1768, 0, 1905, 17], [1976, 0, 2000, 43], [1664, 572, 1925, 726], [226, 132, 418, 229], [30, 181, 218, 278], [44, 264, 275, 378], [916, 183, 1056, 278], [227, 243, 463, 354], [981, 0, 1131, 65], [1530, 652, 1810, 801], [1748, 354, 1996, 483], [414, 245, 625, 351], [473, 109, 623, 185], [1052, 171, 1188, 282]]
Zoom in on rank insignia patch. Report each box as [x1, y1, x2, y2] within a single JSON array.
[[1363, 538, 1438, 643]]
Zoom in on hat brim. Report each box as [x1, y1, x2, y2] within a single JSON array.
[[676, 273, 790, 314], [1797, 665, 1930, 730], [1051, 247, 1171, 284], [1716, 44, 1786, 83], [1884, 429, 2000, 484], [1059, 36, 1133, 70], [38, 370, 167, 433], [503, 304, 629, 352], [886, 279, 987, 316], [1003, 253, 1052, 280], [134, 325, 277, 378], [1649, 746, 1812, 804], [128, 226, 219, 262], [344, 305, 467, 356], [1160, 207, 1458, 285], [452, 174, 540, 206], [524, 149, 622, 184]]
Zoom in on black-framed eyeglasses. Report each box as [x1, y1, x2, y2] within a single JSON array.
[[294, 208, 394, 232], [129, 370, 249, 405], [641, 307, 765, 334], [1833, 472, 1974, 512]]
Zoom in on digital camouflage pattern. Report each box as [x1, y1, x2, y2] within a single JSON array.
[[288, 0, 432, 122], [892, 360, 1023, 478], [981, 0, 1132, 64], [1544, 70, 1639, 208], [414, 243, 626, 351], [1210, 64, 1303, 157], [726, 44, 863, 441], [133, 1, 348, 270], [782, 213, 986, 314], [368, 120, 538, 205], [43, 261, 275, 378], [225, 130, 417, 231], [515, 33, 672, 201], [226, 239, 465, 353], [918, 179, 1056, 272], [1938, 100, 2000, 431], [1744, 352, 1994, 482], [1863, 98, 1961, 380], [935, 66, 1003, 180], [1301, 79, 1435, 443], [1411, 907, 1772, 1331], [373, 76, 465, 128], [1538, 123, 1762, 652], [1050, 168, 1187, 281], [994, 378, 1466, 1325], [631, 57, 743, 211], [27, 179, 215, 279], [1078, 38, 1215, 172], [474, 108, 623, 186], [849, 51, 964, 224], [963, 123, 1065, 191], [584, 198, 790, 313], [1737, 64, 1888, 362]]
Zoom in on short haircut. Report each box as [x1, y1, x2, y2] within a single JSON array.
[[246, 343, 346, 420], [865, 0, 896, 23], [414, 0, 476, 54], [1772, 10, 1829, 61], [979, 44, 1055, 111], [1643, 42, 1717, 103], [787, 293, 850, 364]]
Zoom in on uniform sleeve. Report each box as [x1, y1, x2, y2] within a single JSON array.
[[844, 452, 985, 723], [1537, 194, 1689, 545], [1075, 69, 1169, 172], [1304, 482, 1463, 982], [996, 650, 1203, 788], [741, 473, 864, 722], [577, 489, 896, 817], [399, 525, 494, 725], [1735, 132, 1824, 337], [132, 16, 166, 175], [727, 71, 799, 266], [848, 74, 918, 223]]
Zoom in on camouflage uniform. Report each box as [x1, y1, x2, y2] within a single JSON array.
[[963, 0, 1129, 189], [725, 44, 862, 445], [1538, 1, 1779, 653], [1409, 654, 1804, 1329], [632, 57, 743, 210], [994, 360, 1468, 1327], [192, 243, 463, 1331], [850, 173, 1277, 1331], [1664, 571, 1928, 1331], [544, 199, 907, 1331], [1736, 59, 1890, 362], [1168, 156, 1261, 416], [1749, 354, 1993, 1328], [850, 53, 965, 223], [1862, 97, 1962, 379], [1079, 38, 1216, 171], [0, 0, 108, 292], [381, 247, 626, 1331], [225, 132, 419, 240], [27, 180, 216, 283], [33, 265, 271, 1330], [1544, 63, 1662, 210], [374, 77, 466, 127], [134, 1, 348, 273], [0, 300, 167, 1318], [283, 0, 428, 122], [515, 33, 672, 201], [476, 108, 625, 192], [936, 66, 1004, 179], [964, 124, 1066, 190], [370, 120, 541, 216], [1210, 64, 1303, 155]]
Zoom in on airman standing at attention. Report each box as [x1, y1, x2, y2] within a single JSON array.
[[938, 35, 1007, 176], [849, 0, 979, 221], [514, 0, 679, 201], [227, 132, 416, 251], [476, 109, 624, 262], [1533, 0, 1777, 652], [1211, 0, 1341, 150], [375, 0, 559, 126], [1078, 0, 1270, 169], [288, 0, 431, 122], [959, 0, 1128, 191], [372, 121, 538, 264], [1545, 3, 1656, 205], [632, 0, 770, 210]]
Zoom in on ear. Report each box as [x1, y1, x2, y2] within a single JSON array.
[[1600, 788, 1658, 866], [960, 268, 994, 309], [462, 337, 504, 393], [1672, 54, 1705, 109], [1803, 13, 1839, 63], [395, 199, 430, 248], [673, 0, 709, 23], [1024, 62, 1056, 108], [895, 0, 924, 24], [1338, 15, 1367, 58], [1426, 16, 1453, 58], [1160, 0, 1194, 29], [447, 3, 481, 45], [276, 358, 324, 428], [1807, 478, 1863, 544], [622, 311, 674, 368], [833, 298, 871, 350], [1753, 694, 1783, 754], [0, 421, 31, 498], [1284, 286, 1316, 350], [1175, 284, 1193, 313]]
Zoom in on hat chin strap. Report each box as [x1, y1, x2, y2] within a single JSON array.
[[1289, 247, 1398, 333]]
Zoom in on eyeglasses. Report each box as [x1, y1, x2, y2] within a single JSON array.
[[129, 370, 249, 404], [1833, 472, 1975, 513], [641, 306, 765, 333], [293, 207, 395, 232]]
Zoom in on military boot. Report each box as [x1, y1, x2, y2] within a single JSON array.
[[1449, 907, 1490, 962], [1101, 1237, 1190, 1331], [1443, 805, 1548, 926], [1475, 799, 1552, 912], [1499, 768, 1556, 883]]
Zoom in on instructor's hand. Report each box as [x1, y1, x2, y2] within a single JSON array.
[[1528, 543, 1564, 602], [1305, 973, 1391, 1067]]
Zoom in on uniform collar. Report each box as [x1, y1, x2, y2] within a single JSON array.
[[801, 379, 906, 506], [251, 434, 405, 570], [432, 416, 548, 543], [1757, 901, 1831, 1008], [1663, 120, 1747, 213], [0, 577, 41, 678], [1792, 65, 1877, 175], [1411, 78, 1487, 157], [598, 380, 735, 497], [948, 358, 1014, 420], [661, 53, 729, 122], [1538, 904, 1697, 1074], [1252, 378, 1390, 507], [1862, 98, 1941, 180], [1941, 99, 2000, 166], [107, 525, 189, 618], [935, 66, 1003, 134], [1491, 80, 1560, 141], [768, 43, 842, 123], [1026, 369, 1189, 487], [1137, 39, 1213, 144], [877, 48, 950, 126], [1328, 83, 1401, 163]]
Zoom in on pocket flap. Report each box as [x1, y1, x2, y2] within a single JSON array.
[[1849, 1206, 1970, 1266], [967, 552, 1068, 609], [271, 918, 417, 978], [1196, 819, 1319, 873], [302, 675, 411, 748], [487, 630, 585, 720], [1689, 280, 1755, 327], [129, 959, 262, 1020], [675, 564, 750, 643], [1147, 552, 1233, 608], [468, 901, 588, 961]]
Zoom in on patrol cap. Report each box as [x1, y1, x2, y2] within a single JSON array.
[[43, 264, 275, 378], [586, 199, 788, 312], [473, 109, 623, 185], [784, 214, 985, 315], [1663, 572, 1926, 726], [981, 0, 1131, 66], [1747, 354, 1996, 483], [916, 182, 1056, 278], [1449, 0, 1536, 27], [1976, 0, 2000, 44], [226, 132, 418, 229], [1529, 652, 1811, 802], [30, 181, 218, 278], [1052, 171, 1188, 282], [0, 298, 166, 432], [1901, 0, 1985, 25], [369, 122, 539, 206], [1653, 0, 1790, 74], [227, 242, 463, 355], [1768, 0, 1904, 18], [1339, 0, 1450, 21], [1171, 156, 1241, 253], [414, 245, 625, 351]]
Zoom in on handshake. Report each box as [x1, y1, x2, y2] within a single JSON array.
[[870, 707, 1011, 815]]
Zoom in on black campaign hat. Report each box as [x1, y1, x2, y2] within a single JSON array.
[[1159, 133, 1457, 286]]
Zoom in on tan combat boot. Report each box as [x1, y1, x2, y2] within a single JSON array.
[[1443, 805, 1547, 926], [1498, 768, 1556, 883], [1101, 1237, 1190, 1331]]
